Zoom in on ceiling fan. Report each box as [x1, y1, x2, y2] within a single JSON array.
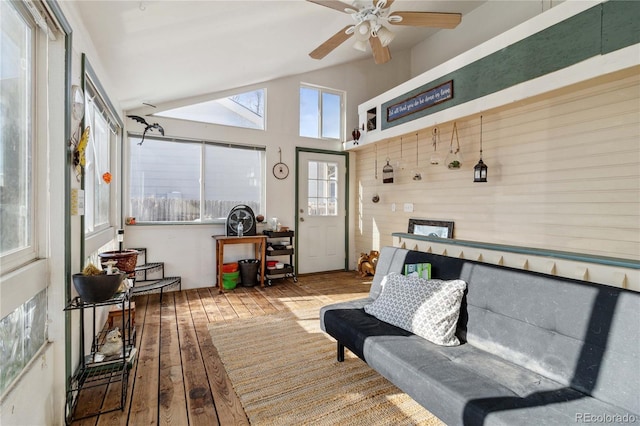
[[308, 0, 461, 65]]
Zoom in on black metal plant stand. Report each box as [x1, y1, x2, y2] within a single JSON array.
[[64, 290, 135, 423]]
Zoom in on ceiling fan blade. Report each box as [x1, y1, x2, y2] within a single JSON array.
[[369, 36, 391, 65], [307, 0, 354, 13], [309, 25, 354, 60], [389, 11, 462, 29], [372, 0, 395, 8]]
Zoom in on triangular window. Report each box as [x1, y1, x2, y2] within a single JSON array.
[[154, 89, 265, 130]]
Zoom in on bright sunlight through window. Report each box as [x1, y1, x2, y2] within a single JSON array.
[[299, 85, 343, 140], [154, 89, 265, 130]]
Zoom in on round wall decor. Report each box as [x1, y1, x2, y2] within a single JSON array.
[[273, 162, 289, 180], [272, 147, 289, 179]]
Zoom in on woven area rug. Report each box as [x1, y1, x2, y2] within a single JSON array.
[[207, 308, 444, 425]]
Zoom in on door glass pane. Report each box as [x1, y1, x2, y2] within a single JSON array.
[[328, 198, 337, 216], [0, 2, 33, 257], [307, 160, 338, 217], [308, 181, 317, 197], [307, 160, 317, 179], [317, 180, 327, 198]]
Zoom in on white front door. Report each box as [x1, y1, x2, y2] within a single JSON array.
[[296, 150, 347, 274]]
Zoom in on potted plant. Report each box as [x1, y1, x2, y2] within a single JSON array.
[[72, 263, 126, 303], [98, 249, 139, 275]]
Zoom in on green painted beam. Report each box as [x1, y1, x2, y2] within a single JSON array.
[[382, 1, 638, 130]]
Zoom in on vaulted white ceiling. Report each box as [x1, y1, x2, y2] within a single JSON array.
[[71, 0, 485, 110]]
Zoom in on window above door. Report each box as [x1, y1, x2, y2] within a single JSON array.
[[299, 84, 344, 140]]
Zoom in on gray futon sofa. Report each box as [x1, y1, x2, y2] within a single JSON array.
[[320, 246, 639, 425]]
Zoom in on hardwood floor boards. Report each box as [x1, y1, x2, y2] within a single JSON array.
[[70, 271, 373, 425]]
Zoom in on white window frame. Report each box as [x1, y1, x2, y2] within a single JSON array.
[[81, 55, 122, 255], [154, 88, 267, 131], [299, 83, 345, 141], [128, 135, 266, 223], [0, 0, 61, 398], [0, 1, 37, 273]]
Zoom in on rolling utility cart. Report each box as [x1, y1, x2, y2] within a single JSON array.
[[263, 230, 297, 285]]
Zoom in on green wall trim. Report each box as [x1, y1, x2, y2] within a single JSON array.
[[602, 0, 640, 54], [382, 1, 638, 130], [295, 147, 350, 271], [392, 233, 640, 270]]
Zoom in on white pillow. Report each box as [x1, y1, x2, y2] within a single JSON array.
[[364, 272, 467, 346]]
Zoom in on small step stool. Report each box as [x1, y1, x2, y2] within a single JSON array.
[[107, 301, 136, 329]]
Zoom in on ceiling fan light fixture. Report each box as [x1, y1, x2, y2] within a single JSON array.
[[354, 21, 371, 41], [376, 25, 395, 47], [353, 39, 369, 52]]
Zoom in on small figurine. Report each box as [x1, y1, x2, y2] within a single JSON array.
[[99, 327, 123, 357]]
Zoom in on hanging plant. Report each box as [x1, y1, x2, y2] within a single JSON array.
[[446, 122, 463, 169], [412, 132, 422, 181], [430, 127, 442, 165]]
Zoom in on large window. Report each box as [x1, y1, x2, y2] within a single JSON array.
[[129, 137, 265, 222], [82, 56, 122, 251], [0, 0, 50, 397], [154, 88, 266, 130], [0, 0, 34, 269], [299, 85, 344, 140]]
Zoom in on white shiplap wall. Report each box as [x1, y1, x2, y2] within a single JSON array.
[[354, 68, 639, 264]]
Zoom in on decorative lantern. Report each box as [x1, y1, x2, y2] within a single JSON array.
[[473, 115, 488, 183], [382, 158, 394, 183]]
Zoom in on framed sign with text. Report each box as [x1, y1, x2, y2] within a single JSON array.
[[387, 80, 453, 123]]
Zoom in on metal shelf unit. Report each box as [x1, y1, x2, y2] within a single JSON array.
[[64, 291, 135, 423], [263, 230, 297, 284]]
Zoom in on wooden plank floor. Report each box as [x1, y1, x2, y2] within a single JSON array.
[[71, 271, 373, 425]]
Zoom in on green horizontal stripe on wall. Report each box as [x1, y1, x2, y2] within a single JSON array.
[[602, 0, 640, 54], [382, 1, 639, 130]]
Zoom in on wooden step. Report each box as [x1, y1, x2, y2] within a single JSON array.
[[131, 277, 181, 296]]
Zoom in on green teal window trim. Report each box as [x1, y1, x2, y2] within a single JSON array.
[[392, 233, 640, 270], [382, 1, 640, 130]]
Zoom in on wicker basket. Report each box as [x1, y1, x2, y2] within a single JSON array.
[[99, 250, 139, 274]]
